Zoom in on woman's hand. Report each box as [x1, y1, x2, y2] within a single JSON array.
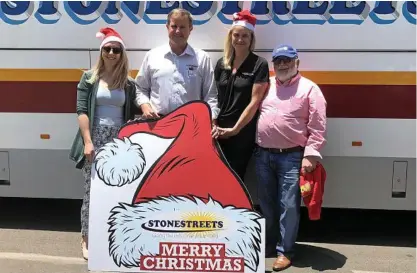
[[211, 124, 220, 139], [218, 127, 239, 139], [84, 142, 95, 163]]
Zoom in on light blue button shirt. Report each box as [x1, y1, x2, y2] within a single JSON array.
[[135, 43, 219, 119]]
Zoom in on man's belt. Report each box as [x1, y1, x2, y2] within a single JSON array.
[[261, 146, 304, 154]]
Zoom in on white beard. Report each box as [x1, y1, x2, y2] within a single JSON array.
[[107, 196, 262, 272], [276, 66, 298, 83]]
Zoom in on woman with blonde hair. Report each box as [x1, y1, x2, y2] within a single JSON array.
[[214, 10, 269, 182], [69, 27, 139, 260]]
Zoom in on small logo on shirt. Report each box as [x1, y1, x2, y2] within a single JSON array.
[[186, 64, 198, 77], [241, 72, 254, 76]]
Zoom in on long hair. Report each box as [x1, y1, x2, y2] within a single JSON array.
[[87, 45, 129, 90], [222, 27, 256, 70]]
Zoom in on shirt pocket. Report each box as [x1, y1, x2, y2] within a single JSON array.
[[185, 64, 199, 81]]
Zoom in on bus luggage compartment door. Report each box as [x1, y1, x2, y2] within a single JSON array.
[[392, 161, 408, 198], [0, 152, 10, 185]]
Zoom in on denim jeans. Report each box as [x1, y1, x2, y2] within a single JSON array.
[[254, 146, 302, 258]]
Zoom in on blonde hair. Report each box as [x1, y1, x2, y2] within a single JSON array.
[[87, 45, 129, 90], [222, 26, 256, 70]]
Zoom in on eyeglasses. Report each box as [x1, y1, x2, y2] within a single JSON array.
[[102, 46, 122, 54]]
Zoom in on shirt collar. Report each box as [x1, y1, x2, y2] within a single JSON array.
[[275, 71, 301, 87], [165, 43, 195, 57]]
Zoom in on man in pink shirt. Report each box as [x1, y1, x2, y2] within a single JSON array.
[[255, 44, 327, 271]]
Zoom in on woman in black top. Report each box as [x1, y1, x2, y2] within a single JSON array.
[[214, 10, 270, 182]]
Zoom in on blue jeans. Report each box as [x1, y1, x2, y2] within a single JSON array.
[[254, 146, 302, 258]]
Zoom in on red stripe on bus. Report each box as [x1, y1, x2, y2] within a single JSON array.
[[321, 84, 416, 119], [0, 82, 415, 119], [0, 82, 77, 113]]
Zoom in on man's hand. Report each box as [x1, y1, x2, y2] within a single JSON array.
[[301, 156, 318, 174], [141, 103, 160, 119], [218, 127, 239, 139]]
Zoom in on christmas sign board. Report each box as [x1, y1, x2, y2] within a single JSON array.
[[88, 101, 266, 273]]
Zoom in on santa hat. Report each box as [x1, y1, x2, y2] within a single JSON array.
[[232, 10, 256, 31], [94, 102, 263, 272], [95, 27, 125, 50]]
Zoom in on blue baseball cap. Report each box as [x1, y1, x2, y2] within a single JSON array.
[[272, 44, 298, 61]]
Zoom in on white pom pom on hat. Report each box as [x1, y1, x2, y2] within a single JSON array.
[[96, 31, 105, 39]]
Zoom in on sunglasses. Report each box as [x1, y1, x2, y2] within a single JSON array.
[[273, 57, 294, 64], [102, 46, 122, 54]]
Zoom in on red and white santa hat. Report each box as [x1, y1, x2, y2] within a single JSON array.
[[96, 27, 125, 50], [95, 102, 263, 272], [232, 9, 257, 31]]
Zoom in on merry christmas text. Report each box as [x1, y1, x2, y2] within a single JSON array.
[[140, 242, 244, 272]]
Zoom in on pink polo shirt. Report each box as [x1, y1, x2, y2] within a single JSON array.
[[256, 72, 327, 158]]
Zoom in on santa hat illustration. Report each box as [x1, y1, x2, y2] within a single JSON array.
[[94, 101, 262, 272], [96, 27, 125, 50], [232, 9, 257, 31]]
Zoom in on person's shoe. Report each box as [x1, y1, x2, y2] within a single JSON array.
[[272, 255, 291, 271], [81, 237, 88, 260]]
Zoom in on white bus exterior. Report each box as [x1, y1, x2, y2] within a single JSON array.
[[0, 1, 415, 210]]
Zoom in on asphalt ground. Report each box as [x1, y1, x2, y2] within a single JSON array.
[[0, 197, 415, 273]]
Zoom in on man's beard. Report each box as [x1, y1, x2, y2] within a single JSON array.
[[276, 66, 297, 82]]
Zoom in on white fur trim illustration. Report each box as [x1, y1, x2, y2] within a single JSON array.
[[232, 20, 255, 31], [100, 36, 125, 50], [108, 196, 262, 272], [95, 137, 146, 187]]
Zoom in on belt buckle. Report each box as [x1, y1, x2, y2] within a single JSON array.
[[279, 148, 283, 153]]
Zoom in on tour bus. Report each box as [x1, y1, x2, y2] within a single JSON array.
[[0, 1, 415, 211]]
